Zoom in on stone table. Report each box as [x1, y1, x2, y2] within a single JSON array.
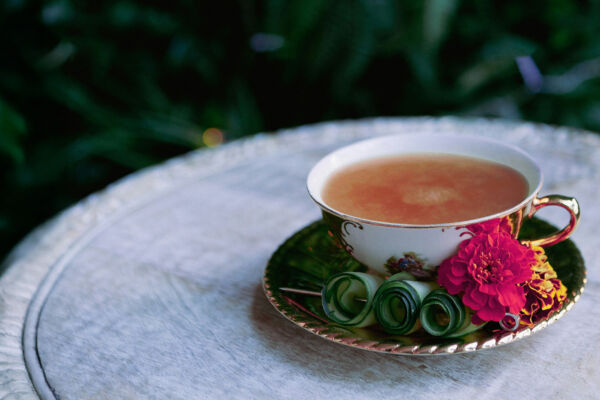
[[1, 117, 599, 399]]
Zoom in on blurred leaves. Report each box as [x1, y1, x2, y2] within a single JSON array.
[[458, 36, 537, 94], [1, 0, 600, 266], [423, 0, 458, 55], [0, 98, 27, 165]]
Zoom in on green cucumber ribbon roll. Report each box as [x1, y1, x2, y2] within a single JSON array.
[[373, 274, 438, 335], [321, 272, 384, 327], [420, 289, 485, 337]]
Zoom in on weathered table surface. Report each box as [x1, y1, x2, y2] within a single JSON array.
[[1, 117, 599, 399]]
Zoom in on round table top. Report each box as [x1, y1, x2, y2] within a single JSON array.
[[1, 117, 599, 399]]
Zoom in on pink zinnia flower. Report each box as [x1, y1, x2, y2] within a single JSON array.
[[466, 217, 513, 236], [438, 230, 536, 324]]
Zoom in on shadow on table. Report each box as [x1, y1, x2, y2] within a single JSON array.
[[247, 283, 516, 389]]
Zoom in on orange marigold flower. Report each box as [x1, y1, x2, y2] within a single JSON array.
[[519, 246, 568, 327], [530, 245, 558, 279]]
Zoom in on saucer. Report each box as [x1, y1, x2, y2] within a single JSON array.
[[263, 218, 586, 355]]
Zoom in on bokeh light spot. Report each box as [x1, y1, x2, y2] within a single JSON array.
[[202, 128, 224, 147]]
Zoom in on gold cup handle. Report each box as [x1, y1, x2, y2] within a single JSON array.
[[525, 194, 581, 247]]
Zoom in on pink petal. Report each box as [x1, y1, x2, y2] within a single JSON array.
[[450, 262, 466, 277], [478, 283, 497, 295], [497, 285, 526, 313], [475, 296, 505, 322], [463, 288, 487, 310]]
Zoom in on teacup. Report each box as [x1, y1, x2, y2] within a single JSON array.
[[307, 134, 580, 276]]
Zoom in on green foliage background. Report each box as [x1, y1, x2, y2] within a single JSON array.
[[1, 0, 600, 263]]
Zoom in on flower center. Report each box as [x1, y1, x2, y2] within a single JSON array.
[[473, 253, 503, 283]]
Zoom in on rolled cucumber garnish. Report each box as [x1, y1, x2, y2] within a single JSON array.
[[372, 274, 438, 335], [420, 289, 485, 337], [321, 272, 384, 327]]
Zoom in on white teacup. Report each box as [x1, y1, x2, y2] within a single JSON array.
[[307, 134, 580, 276]]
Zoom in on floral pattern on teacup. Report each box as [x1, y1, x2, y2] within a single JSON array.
[[384, 252, 433, 280]]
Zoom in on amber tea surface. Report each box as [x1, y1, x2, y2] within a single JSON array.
[[322, 153, 529, 224]]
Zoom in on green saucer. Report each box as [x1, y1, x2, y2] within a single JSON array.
[[263, 218, 586, 355]]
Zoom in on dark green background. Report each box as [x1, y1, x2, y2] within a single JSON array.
[[1, 0, 600, 265]]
